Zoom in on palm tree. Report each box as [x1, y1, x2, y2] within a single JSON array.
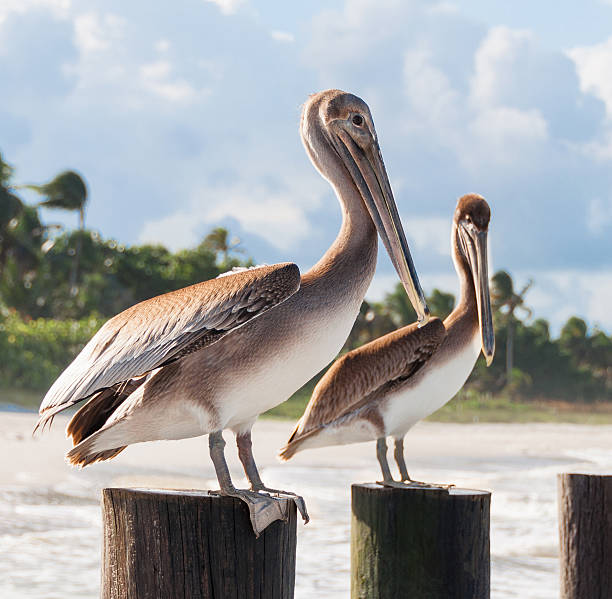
[[24, 170, 88, 227], [0, 153, 50, 278], [0, 153, 57, 313], [491, 270, 532, 385], [203, 227, 243, 266], [0, 153, 23, 275], [23, 170, 88, 293]]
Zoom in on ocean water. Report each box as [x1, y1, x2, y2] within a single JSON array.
[[0, 427, 610, 599]]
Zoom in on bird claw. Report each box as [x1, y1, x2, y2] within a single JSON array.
[[407, 481, 455, 490], [209, 488, 290, 536], [377, 480, 454, 491], [210, 487, 309, 535], [377, 479, 408, 488], [252, 486, 310, 524]]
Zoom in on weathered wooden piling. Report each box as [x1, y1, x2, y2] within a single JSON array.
[[351, 483, 490, 599], [558, 473, 612, 599], [101, 488, 297, 599]]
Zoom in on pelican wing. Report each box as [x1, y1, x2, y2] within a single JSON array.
[[287, 317, 445, 443], [37, 263, 300, 428]]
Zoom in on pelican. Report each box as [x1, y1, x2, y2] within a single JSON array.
[[35, 89, 429, 533], [280, 194, 494, 485]]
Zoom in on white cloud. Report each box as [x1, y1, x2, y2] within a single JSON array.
[[155, 39, 170, 53], [305, 0, 419, 73], [466, 106, 548, 167], [139, 180, 324, 252], [426, 2, 458, 15], [571, 130, 612, 162], [403, 47, 460, 125], [139, 59, 199, 103], [399, 28, 549, 171], [525, 269, 612, 334], [471, 26, 534, 109], [568, 36, 612, 163], [406, 216, 451, 257], [74, 12, 125, 54], [569, 36, 612, 119], [203, 0, 246, 15], [587, 196, 612, 235], [0, 0, 70, 24], [66, 14, 211, 109], [138, 212, 202, 250], [205, 185, 313, 250], [270, 30, 294, 43]]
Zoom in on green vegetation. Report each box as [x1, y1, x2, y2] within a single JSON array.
[[0, 388, 42, 411], [0, 310, 104, 391], [340, 278, 611, 404], [0, 149, 610, 420], [428, 393, 612, 424], [264, 390, 612, 424]]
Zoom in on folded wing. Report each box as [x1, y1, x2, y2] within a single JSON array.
[[36, 262, 300, 431], [282, 317, 445, 451]]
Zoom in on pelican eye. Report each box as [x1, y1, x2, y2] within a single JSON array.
[[352, 114, 364, 127]]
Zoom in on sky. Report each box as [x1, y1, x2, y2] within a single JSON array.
[[1, 0, 611, 335]]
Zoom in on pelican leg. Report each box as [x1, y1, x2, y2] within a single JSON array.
[[235, 430, 264, 489], [394, 437, 411, 482], [376, 437, 394, 483], [209, 431, 237, 492], [236, 431, 309, 524], [392, 436, 454, 490], [208, 431, 290, 536]]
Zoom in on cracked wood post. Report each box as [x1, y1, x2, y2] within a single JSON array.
[[558, 473, 612, 599], [101, 488, 297, 599], [351, 483, 490, 599]]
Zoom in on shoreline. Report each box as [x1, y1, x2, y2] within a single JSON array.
[[2, 411, 612, 489], [4, 395, 612, 425]]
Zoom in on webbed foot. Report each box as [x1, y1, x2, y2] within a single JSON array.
[[377, 479, 454, 491], [251, 485, 309, 524], [210, 488, 291, 536]]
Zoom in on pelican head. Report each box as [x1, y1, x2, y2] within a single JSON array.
[[301, 89, 430, 324], [454, 194, 495, 366]]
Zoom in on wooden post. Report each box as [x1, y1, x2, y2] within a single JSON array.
[[558, 473, 612, 599], [351, 483, 490, 599], [101, 488, 297, 599]]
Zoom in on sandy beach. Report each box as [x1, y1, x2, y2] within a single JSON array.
[[2, 412, 612, 598]]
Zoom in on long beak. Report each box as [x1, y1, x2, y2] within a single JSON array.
[[333, 129, 430, 324], [461, 225, 495, 365]]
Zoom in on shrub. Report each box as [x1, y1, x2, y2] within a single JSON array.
[[0, 308, 103, 391]]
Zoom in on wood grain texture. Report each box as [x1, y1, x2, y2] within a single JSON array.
[[101, 488, 297, 599], [351, 483, 490, 599], [558, 473, 612, 599]]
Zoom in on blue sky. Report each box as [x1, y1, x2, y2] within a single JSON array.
[[1, 0, 611, 334]]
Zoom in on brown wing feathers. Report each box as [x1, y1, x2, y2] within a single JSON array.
[[36, 262, 300, 434], [280, 318, 445, 457]]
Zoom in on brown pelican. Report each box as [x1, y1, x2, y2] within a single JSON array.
[[35, 90, 429, 533], [279, 194, 494, 485]]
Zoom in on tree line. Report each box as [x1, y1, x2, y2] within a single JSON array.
[[1, 151, 610, 402], [345, 279, 610, 403]]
